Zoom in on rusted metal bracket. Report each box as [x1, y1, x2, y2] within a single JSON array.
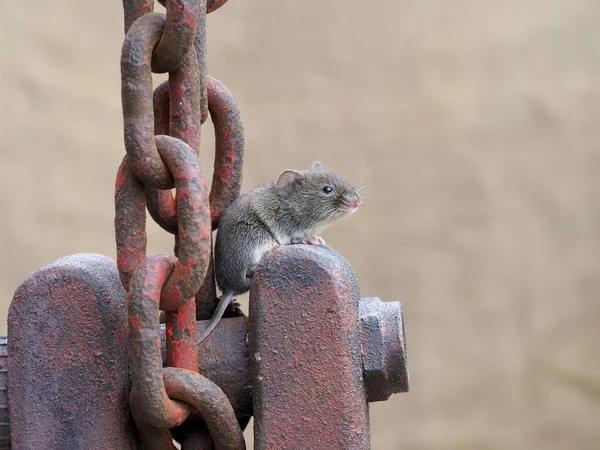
[[7, 254, 135, 449], [249, 244, 408, 449], [5, 248, 408, 449]]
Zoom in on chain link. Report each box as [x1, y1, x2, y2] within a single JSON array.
[[145, 75, 245, 233], [151, 0, 199, 74], [121, 13, 175, 190], [115, 0, 246, 447]]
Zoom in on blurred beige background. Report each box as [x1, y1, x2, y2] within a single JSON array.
[[2, 0, 600, 449]]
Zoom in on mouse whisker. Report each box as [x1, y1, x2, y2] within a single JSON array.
[[354, 168, 372, 189]]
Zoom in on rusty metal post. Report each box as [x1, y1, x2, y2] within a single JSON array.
[[3, 250, 407, 448], [249, 245, 372, 449], [4, 252, 252, 449], [7, 254, 136, 449]]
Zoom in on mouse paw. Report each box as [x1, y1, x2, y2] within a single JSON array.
[[313, 236, 326, 245], [293, 235, 326, 246]]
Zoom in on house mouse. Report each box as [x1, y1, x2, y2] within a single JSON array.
[[197, 161, 362, 343]]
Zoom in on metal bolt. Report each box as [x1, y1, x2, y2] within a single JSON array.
[[359, 297, 410, 402]]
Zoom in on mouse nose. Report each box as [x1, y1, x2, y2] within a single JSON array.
[[344, 193, 361, 209], [350, 196, 361, 209]]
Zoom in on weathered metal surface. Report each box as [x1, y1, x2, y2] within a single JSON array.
[[147, 80, 178, 236], [195, 75, 246, 319], [128, 254, 191, 429], [161, 317, 253, 420], [151, 0, 199, 74], [206, 75, 245, 230], [168, 46, 201, 153], [194, 241, 218, 320], [127, 252, 244, 449], [139, 20, 243, 326], [1, 260, 252, 449], [249, 244, 370, 450], [144, 74, 246, 319], [194, 0, 208, 125], [7, 254, 136, 449], [146, 185, 178, 235], [144, 77, 244, 225], [206, 0, 230, 14], [123, 0, 153, 33], [121, 13, 174, 190], [360, 297, 410, 401], [0, 338, 10, 450], [163, 368, 245, 450], [154, 135, 211, 309], [173, 422, 214, 450], [114, 156, 148, 292], [118, 0, 246, 446], [153, 80, 171, 137], [3, 321, 255, 449], [166, 299, 199, 370], [143, 76, 244, 236], [3, 263, 405, 447], [116, 150, 212, 447], [115, 141, 211, 309]]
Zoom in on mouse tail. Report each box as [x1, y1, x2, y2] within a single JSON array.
[[197, 290, 234, 344]]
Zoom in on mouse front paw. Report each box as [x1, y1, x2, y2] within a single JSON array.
[[292, 235, 326, 246]]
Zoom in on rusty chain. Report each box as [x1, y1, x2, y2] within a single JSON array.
[[115, 0, 245, 448]]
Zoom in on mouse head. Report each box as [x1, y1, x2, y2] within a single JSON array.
[[275, 161, 362, 226]]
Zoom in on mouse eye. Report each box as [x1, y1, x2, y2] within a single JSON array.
[[323, 186, 333, 194]]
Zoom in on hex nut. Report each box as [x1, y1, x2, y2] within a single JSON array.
[[359, 297, 410, 402]]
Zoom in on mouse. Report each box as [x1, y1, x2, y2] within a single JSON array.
[[197, 160, 362, 343]]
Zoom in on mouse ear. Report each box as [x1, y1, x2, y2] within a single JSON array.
[[311, 161, 324, 170], [276, 170, 302, 194]]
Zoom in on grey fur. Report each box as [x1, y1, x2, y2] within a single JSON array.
[[197, 161, 362, 343]]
